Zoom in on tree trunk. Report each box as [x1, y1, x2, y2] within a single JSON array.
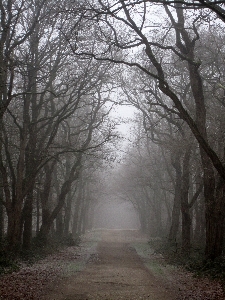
[[181, 146, 192, 256], [72, 189, 83, 237], [56, 209, 64, 239], [37, 163, 55, 244], [194, 193, 205, 243], [63, 188, 75, 238], [36, 188, 40, 235], [80, 187, 91, 235], [177, 4, 225, 260], [205, 177, 225, 259], [0, 175, 4, 244], [22, 190, 34, 251], [188, 62, 225, 259], [6, 204, 23, 255], [39, 158, 81, 242], [169, 152, 182, 242]]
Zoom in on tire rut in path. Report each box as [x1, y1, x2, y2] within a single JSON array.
[[46, 230, 177, 300]]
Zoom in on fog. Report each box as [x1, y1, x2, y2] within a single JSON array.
[[93, 199, 140, 230], [90, 103, 140, 231]]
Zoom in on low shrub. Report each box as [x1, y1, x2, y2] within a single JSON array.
[[0, 252, 19, 275], [188, 256, 225, 280], [148, 237, 225, 282], [61, 233, 81, 247]]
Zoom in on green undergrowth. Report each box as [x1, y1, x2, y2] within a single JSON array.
[[132, 238, 225, 297], [185, 255, 225, 293], [0, 252, 20, 275], [0, 231, 102, 276], [21, 234, 81, 263], [0, 234, 82, 275], [145, 238, 225, 282], [0, 239, 20, 275], [187, 257, 225, 280]]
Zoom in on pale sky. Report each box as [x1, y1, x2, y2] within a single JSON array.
[[112, 104, 137, 135]]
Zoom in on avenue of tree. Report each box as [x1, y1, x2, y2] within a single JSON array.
[[0, 0, 225, 262]]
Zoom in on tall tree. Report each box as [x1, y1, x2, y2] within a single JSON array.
[[72, 0, 225, 259]]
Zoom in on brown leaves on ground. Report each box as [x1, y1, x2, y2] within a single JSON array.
[[0, 246, 82, 300], [166, 264, 225, 300], [150, 253, 225, 299], [176, 272, 225, 300]]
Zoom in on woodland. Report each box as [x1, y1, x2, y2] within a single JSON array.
[[0, 0, 225, 275]]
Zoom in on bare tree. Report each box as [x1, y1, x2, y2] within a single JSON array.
[[0, 0, 118, 255], [70, 0, 225, 259]]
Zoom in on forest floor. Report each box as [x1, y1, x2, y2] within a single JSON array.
[[0, 229, 224, 300]]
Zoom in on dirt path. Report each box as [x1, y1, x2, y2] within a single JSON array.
[[45, 230, 176, 300]]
